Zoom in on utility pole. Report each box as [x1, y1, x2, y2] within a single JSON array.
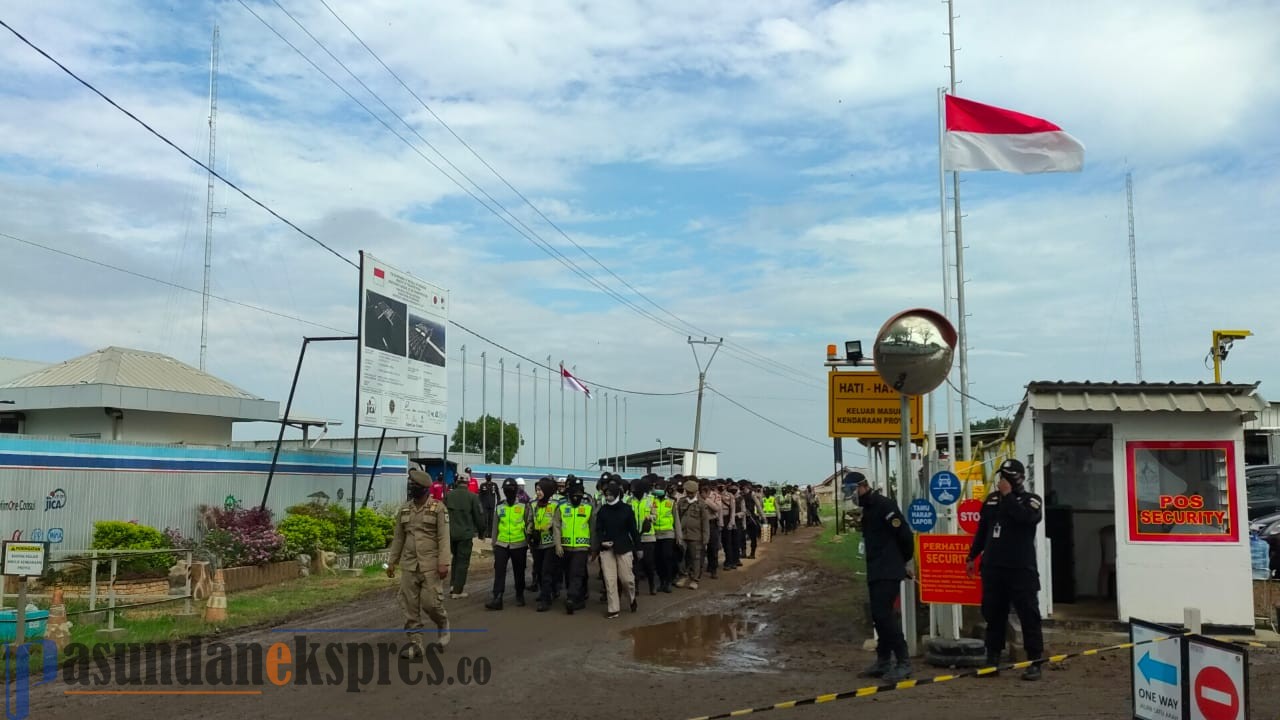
[[583, 382, 588, 470], [560, 360, 565, 467], [199, 25, 222, 372], [572, 364, 578, 468], [688, 337, 723, 477], [604, 391, 610, 470], [1126, 171, 1143, 381], [623, 396, 628, 472], [546, 355, 552, 465]]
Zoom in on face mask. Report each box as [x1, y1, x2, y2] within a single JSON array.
[[605, 493, 619, 505], [857, 490, 872, 507], [569, 493, 583, 505], [504, 488, 517, 501], [408, 484, 427, 499]]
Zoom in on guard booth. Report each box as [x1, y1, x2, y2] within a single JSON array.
[[1004, 381, 1266, 630]]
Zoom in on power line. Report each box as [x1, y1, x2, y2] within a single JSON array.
[[0, 19, 355, 271], [706, 385, 828, 448], [0, 231, 351, 333], [242, 0, 822, 391], [314, 0, 820, 386], [946, 378, 1018, 414]]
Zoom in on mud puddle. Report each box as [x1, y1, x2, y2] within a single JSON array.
[[623, 612, 775, 672]]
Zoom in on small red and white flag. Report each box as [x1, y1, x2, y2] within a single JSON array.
[[561, 363, 590, 397], [943, 94, 1084, 174]]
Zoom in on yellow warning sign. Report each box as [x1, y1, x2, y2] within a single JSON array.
[[955, 460, 987, 500], [828, 371, 923, 440]]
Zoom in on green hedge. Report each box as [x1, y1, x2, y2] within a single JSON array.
[[278, 504, 393, 555], [91, 521, 173, 573]]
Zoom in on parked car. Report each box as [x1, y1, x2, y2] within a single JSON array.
[[1246, 465, 1280, 520], [1250, 510, 1280, 578]]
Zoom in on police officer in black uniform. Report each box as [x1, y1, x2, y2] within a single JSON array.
[[851, 471, 915, 682], [966, 458, 1045, 680]]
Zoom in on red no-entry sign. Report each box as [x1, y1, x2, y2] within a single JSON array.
[[1193, 665, 1239, 720], [957, 498, 982, 534]]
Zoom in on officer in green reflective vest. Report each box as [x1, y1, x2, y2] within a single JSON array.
[[531, 477, 560, 612], [553, 477, 595, 614], [762, 489, 779, 541], [652, 480, 682, 593], [485, 478, 529, 610], [630, 476, 658, 594]]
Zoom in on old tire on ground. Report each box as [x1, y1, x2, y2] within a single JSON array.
[[924, 638, 987, 668], [925, 652, 989, 668]]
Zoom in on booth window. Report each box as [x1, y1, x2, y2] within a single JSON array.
[[1125, 440, 1238, 543]]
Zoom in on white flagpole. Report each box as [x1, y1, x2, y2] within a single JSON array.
[[516, 362, 522, 465], [947, 0, 972, 462], [499, 356, 505, 465], [572, 364, 578, 469], [532, 366, 538, 466]]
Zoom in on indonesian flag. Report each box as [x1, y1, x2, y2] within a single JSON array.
[[943, 94, 1084, 174], [561, 363, 590, 397]]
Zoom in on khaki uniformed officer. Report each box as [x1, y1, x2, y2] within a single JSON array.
[[387, 469, 452, 657]]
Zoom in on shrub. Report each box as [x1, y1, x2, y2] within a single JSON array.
[[91, 521, 173, 574], [200, 506, 285, 567], [278, 514, 339, 557], [352, 507, 393, 552], [285, 502, 348, 527]]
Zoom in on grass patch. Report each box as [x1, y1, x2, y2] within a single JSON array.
[[5, 567, 391, 678], [811, 510, 867, 576]]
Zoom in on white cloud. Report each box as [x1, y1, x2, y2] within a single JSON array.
[[1, 0, 1278, 480]]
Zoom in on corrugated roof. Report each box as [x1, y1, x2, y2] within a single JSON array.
[[1025, 381, 1266, 413], [0, 357, 51, 385], [0, 347, 262, 400]]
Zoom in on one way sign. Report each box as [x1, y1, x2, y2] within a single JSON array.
[[1131, 619, 1184, 720]]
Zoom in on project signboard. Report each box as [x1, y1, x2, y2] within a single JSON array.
[[358, 252, 448, 435]]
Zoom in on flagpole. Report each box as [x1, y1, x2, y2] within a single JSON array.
[[560, 360, 565, 467], [623, 396, 628, 472], [604, 391, 610, 471], [460, 344, 467, 460], [499, 356, 505, 465], [947, 0, 972, 462], [546, 355, 552, 466], [614, 394, 620, 472], [572, 364, 578, 469], [516, 362, 522, 465], [938, 86, 957, 473], [532, 366, 538, 466], [583, 384, 588, 470], [481, 351, 487, 463]]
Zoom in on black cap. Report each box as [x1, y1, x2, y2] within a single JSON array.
[[998, 459, 1026, 478], [845, 471, 868, 486]]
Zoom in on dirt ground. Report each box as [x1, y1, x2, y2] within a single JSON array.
[[25, 526, 1280, 720]]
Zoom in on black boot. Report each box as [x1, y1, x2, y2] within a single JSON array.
[[858, 657, 890, 678], [515, 594, 526, 607], [484, 594, 503, 610], [1022, 661, 1042, 681], [884, 659, 912, 682]]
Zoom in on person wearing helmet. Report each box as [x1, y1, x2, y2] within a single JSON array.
[[592, 478, 640, 618], [515, 477, 530, 504], [486, 479, 530, 610], [966, 458, 1045, 680], [530, 477, 561, 612], [674, 478, 710, 589], [631, 476, 658, 595], [762, 487, 779, 541], [478, 473, 498, 540], [388, 469, 452, 657], [553, 476, 593, 613]]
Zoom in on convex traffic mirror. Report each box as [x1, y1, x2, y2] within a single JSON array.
[[872, 308, 957, 396]]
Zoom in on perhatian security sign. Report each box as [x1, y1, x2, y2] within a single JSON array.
[[828, 371, 923, 440]]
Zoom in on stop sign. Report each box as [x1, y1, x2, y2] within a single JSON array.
[[958, 498, 983, 534]]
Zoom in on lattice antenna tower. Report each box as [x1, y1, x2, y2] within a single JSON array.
[[1127, 171, 1143, 381]]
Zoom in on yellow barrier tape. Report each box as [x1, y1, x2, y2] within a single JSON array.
[[683, 632, 1194, 720]]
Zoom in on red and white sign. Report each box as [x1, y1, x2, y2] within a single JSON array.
[[916, 534, 981, 605], [957, 498, 983, 534], [1187, 637, 1247, 720]]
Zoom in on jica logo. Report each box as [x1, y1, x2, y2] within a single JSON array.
[[3, 641, 58, 720], [45, 489, 66, 512]]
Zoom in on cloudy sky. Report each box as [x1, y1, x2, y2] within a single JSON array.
[[2, 0, 1278, 480]]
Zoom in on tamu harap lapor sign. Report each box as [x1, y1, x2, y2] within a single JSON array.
[[358, 252, 449, 436]]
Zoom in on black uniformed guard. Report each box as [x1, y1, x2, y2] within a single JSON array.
[[966, 458, 1045, 680], [851, 471, 915, 682]]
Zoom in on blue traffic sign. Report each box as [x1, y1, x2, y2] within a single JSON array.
[[929, 470, 961, 505], [907, 498, 936, 533]]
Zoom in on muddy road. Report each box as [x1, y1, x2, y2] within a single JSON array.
[[26, 527, 1280, 719]]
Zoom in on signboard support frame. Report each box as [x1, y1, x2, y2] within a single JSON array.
[[351, 250, 365, 572]]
